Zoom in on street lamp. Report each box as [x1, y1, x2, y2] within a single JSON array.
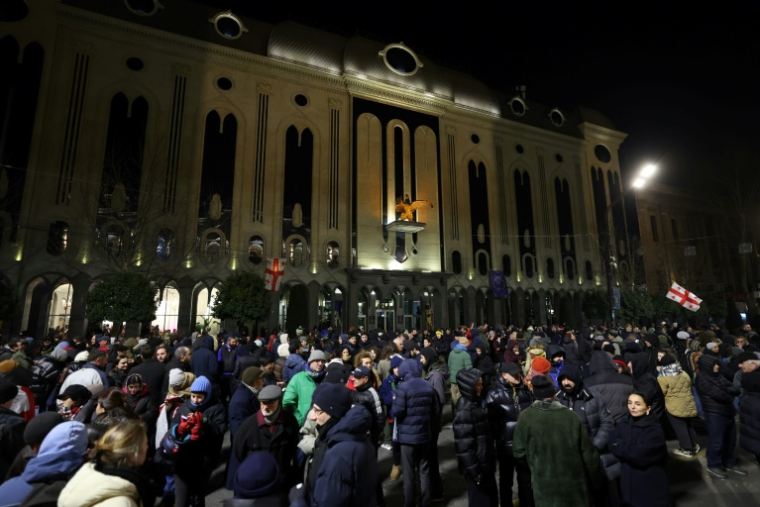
[[604, 163, 657, 325]]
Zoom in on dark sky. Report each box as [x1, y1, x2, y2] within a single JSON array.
[[203, 1, 760, 188]]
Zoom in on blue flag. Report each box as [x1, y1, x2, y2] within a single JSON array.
[[489, 270, 509, 298]]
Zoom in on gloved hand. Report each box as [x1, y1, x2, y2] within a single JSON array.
[[176, 415, 193, 437], [190, 412, 203, 440]]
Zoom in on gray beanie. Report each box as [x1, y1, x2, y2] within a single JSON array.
[[169, 368, 185, 387], [308, 350, 327, 364]]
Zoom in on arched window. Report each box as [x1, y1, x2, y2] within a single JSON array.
[[585, 261, 593, 281], [452, 251, 462, 275], [326, 241, 340, 269], [152, 285, 180, 332], [547, 258, 555, 279], [565, 258, 576, 280], [524, 256, 534, 278], [46, 221, 69, 255], [248, 235, 264, 264], [288, 238, 304, 267], [157, 229, 173, 260], [502, 254, 511, 277], [477, 252, 488, 276], [204, 232, 222, 263], [106, 225, 124, 257], [47, 283, 73, 332], [195, 285, 220, 335]]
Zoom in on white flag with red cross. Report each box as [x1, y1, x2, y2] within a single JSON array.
[[666, 282, 702, 312], [265, 258, 285, 291]]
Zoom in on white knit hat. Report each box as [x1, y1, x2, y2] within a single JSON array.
[[169, 368, 185, 387]]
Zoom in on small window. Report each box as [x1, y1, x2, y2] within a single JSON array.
[[509, 97, 526, 116], [288, 239, 304, 267], [47, 221, 69, 256], [585, 261, 593, 281], [565, 258, 575, 280], [294, 94, 308, 107], [452, 251, 462, 275], [379, 43, 423, 76], [209, 11, 248, 40], [126, 57, 144, 71], [555, 153, 563, 163], [124, 0, 161, 16], [547, 258, 555, 279], [515, 144, 524, 154], [216, 77, 233, 91], [106, 225, 124, 257], [524, 256, 534, 278], [157, 229, 174, 260], [650, 215, 659, 242], [671, 219, 679, 241], [549, 108, 565, 127], [477, 252, 488, 276], [326, 241, 340, 269], [248, 236, 264, 265], [594, 144, 612, 163], [204, 232, 223, 263], [471, 134, 480, 144], [502, 254, 511, 277]]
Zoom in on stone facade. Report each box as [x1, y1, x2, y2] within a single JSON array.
[[0, 0, 628, 337]]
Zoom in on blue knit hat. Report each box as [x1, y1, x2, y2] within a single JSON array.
[[390, 356, 403, 370], [311, 383, 352, 419], [235, 451, 280, 499], [190, 376, 212, 406]]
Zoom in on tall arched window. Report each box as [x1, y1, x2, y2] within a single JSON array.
[[502, 254, 511, 277], [524, 255, 534, 278], [326, 241, 340, 269], [547, 258, 555, 279], [195, 285, 220, 335], [585, 261, 593, 281], [46, 221, 69, 255], [288, 238, 304, 267], [48, 283, 73, 332], [477, 252, 488, 276], [106, 224, 124, 257], [452, 251, 462, 275], [152, 285, 180, 332]]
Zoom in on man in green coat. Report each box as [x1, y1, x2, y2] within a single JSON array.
[[448, 335, 473, 409], [513, 376, 600, 507], [283, 350, 327, 426]]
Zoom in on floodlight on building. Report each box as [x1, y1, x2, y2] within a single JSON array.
[[632, 178, 646, 188], [640, 164, 657, 178]]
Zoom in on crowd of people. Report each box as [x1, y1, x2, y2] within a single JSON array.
[[0, 319, 758, 507]]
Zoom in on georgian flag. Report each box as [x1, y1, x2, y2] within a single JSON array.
[[666, 282, 702, 312], [265, 258, 285, 291]]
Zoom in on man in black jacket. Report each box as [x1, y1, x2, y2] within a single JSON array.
[[0, 382, 26, 480], [130, 345, 166, 406], [485, 361, 533, 507], [696, 354, 746, 478], [585, 351, 634, 423]]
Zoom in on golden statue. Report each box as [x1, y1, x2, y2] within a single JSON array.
[[395, 194, 433, 222]]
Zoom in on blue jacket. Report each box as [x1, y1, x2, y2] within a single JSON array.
[[191, 336, 220, 383], [303, 405, 378, 507], [392, 359, 435, 444], [283, 353, 306, 383], [0, 421, 87, 506], [379, 373, 398, 419]]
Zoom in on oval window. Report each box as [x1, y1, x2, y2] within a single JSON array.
[[379, 43, 423, 76], [549, 108, 565, 127], [594, 144, 612, 163], [210, 12, 248, 40], [510, 97, 526, 116]]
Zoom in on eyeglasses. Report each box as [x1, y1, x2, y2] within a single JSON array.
[[311, 405, 324, 415]]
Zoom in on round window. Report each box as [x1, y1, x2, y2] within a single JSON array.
[[555, 153, 563, 163], [126, 57, 144, 71], [294, 94, 308, 107], [471, 134, 480, 144], [516, 144, 524, 154], [379, 43, 423, 76], [509, 97, 526, 116], [216, 77, 233, 91], [125, 0, 159, 16], [210, 12, 248, 40], [549, 108, 565, 127], [594, 144, 612, 163]]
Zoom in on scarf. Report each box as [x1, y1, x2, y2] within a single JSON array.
[[305, 363, 326, 381], [263, 406, 282, 425]]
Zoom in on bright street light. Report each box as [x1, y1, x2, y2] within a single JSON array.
[[632, 178, 646, 188], [640, 163, 657, 178]]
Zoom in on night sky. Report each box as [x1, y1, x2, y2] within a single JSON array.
[[200, 1, 760, 190]]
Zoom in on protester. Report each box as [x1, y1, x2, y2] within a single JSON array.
[[283, 350, 327, 426], [610, 392, 670, 507], [0, 381, 26, 480], [657, 354, 699, 457]]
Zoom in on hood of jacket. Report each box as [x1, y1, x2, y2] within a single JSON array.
[[546, 343, 565, 361], [557, 363, 583, 396], [629, 352, 652, 380], [202, 335, 215, 351], [698, 354, 721, 376], [324, 404, 372, 445], [398, 358, 422, 381], [22, 421, 88, 483], [457, 367, 483, 403], [58, 462, 138, 507], [285, 353, 305, 368], [589, 351, 617, 375]]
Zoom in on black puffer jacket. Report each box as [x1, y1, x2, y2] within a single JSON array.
[[30, 356, 66, 406], [484, 375, 533, 455], [696, 355, 739, 418], [629, 353, 666, 420], [555, 365, 614, 452], [584, 352, 634, 423], [350, 383, 385, 447], [739, 371, 760, 457], [453, 368, 495, 479]]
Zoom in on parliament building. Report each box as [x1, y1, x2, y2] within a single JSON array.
[[0, 0, 631, 337]]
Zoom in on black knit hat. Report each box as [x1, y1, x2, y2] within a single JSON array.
[[24, 412, 64, 445], [234, 451, 280, 499], [531, 376, 556, 400], [311, 383, 352, 419], [500, 361, 521, 376], [420, 347, 438, 365], [0, 381, 18, 404]]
